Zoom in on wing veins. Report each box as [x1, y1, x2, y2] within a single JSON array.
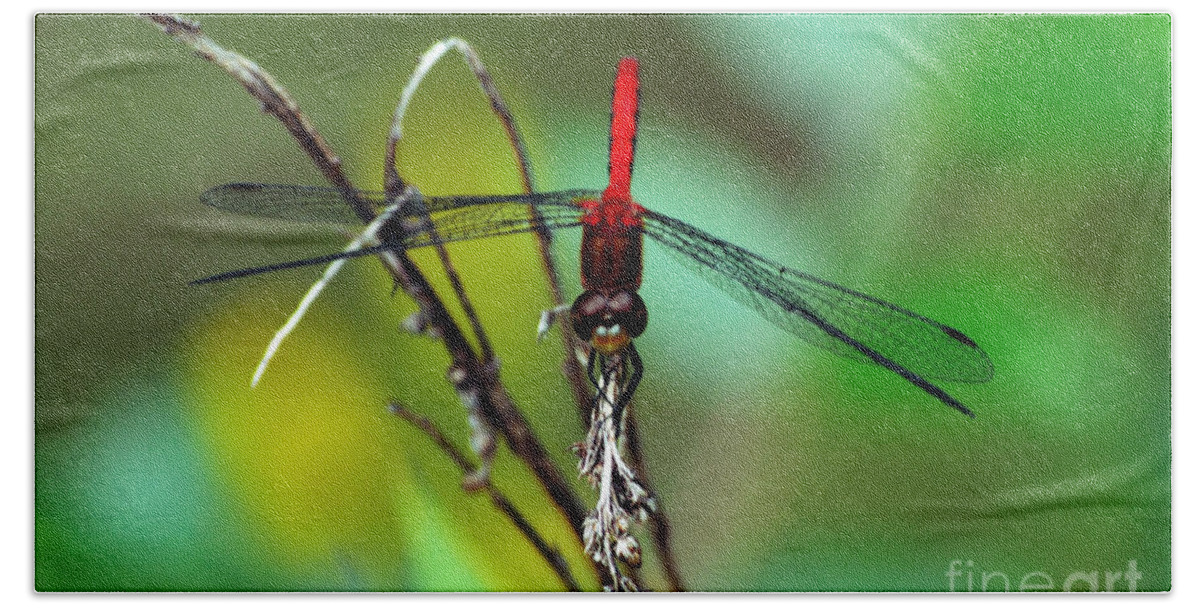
[[642, 210, 993, 384]]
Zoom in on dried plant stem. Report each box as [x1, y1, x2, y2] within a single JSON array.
[[148, 13, 610, 589], [143, 14, 374, 224], [389, 402, 581, 591], [251, 196, 410, 387], [389, 37, 594, 422], [576, 354, 657, 592]]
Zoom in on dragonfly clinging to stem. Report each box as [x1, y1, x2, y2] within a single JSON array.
[[195, 57, 993, 417]]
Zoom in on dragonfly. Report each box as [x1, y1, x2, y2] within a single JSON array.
[[195, 57, 993, 418]]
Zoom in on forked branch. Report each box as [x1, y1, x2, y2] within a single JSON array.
[[386, 37, 595, 422], [147, 13, 608, 588]]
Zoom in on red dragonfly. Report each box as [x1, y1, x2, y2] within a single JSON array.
[[196, 58, 993, 417]]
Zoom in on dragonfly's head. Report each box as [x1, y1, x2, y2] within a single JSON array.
[[570, 289, 647, 356]]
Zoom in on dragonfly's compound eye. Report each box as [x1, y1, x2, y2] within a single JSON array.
[[570, 290, 648, 356], [570, 291, 608, 341], [607, 290, 648, 339]]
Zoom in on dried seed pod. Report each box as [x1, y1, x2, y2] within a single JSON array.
[[616, 535, 642, 567]]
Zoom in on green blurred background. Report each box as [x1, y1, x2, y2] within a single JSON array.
[[34, 14, 1170, 591]]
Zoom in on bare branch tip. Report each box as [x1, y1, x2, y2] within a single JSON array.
[[142, 13, 200, 35]]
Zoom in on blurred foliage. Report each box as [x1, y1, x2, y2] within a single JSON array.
[[35, 14, 1169, 591]]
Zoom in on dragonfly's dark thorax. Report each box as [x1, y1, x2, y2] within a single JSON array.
[[580, 195, 645, 293]]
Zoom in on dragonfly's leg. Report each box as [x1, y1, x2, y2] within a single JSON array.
[[612, 343, 642, 427], [537, 304, 572, 341]]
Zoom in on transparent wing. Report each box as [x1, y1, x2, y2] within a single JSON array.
[[205, 182, 600, 223], [193, 183, 593, 284], [396, 194, 586, 249], [643, 210, 993, 385], [200, 183, 386, 224], [200, 183, 597, 234]]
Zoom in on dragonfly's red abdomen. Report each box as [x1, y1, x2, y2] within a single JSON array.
[[606, 57, 639, 200]]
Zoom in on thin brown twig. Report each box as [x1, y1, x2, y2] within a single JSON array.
[[385, 240, 611, 589], [448, 42, 596, 423], [389, 402, 581, 592], [148, 14, 609, 589], [384, 41, 497, 363], [390, 39, 594, 420]]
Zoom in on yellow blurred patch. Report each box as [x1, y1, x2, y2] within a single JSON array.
[[181, 256, 595, 589], [183, 290, 413, 585]]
